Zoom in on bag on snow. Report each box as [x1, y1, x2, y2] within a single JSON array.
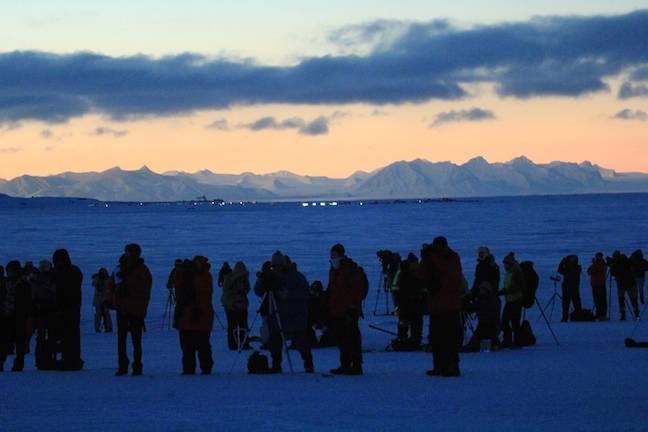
[[520, 261, 539, 309], [570, 308, 596, 322], [517, 320, 536, 346], [247, 351, 270, 374]]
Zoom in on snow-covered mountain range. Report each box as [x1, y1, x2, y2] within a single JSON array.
[[1, 157, 648, 202]]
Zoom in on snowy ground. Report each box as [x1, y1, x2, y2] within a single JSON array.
[[1, 194, 648, 430]]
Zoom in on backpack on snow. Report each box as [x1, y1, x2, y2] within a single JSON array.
[[519, 261, 539, 309], [517, 320, 536, 346], [247, 351, 270, 374], [570, 308, 596, 322]]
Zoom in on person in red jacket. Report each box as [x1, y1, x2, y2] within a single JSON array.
[[418, 236, 463, 377], [328, 244, 365, 375], [173, 256, 214, 375], [587, 252, 608, 320], [113, 243, 152, 376]]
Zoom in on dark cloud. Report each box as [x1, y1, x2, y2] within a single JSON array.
[[619, 82, 648, 99], [205, 118, 229, 130], [239, 116, 331, 136], [431, 108, 496, 127], [93, 126, 128, 137], [612, 108, 648, 121], [1, 10, 648, 123]]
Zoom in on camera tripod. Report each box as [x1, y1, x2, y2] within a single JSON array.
[[372, 273, 394, 316], [544, 277, 562, 322], [530, 296, 560, 346], [229, 289, 294, 373]]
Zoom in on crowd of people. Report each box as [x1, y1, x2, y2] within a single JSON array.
[[1, 240, 646, 377]]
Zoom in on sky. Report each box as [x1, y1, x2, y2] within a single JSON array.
[[1, 1, 648, 179]]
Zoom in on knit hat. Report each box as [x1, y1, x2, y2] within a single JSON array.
[[271, 251, 286, 267]]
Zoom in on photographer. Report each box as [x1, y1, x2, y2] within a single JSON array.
[[254, 251, 314, 374], [558, 255, 583, 322], [391, 253, 424, 350], [499, 252, 525, 349], [174, 257, 215, 375], [328, 244, 366, 375], [609, 251, 639, 320], [587, 253, 608, 320], [418, 237, 464, 377], [462, 247, 501, 351], [113, 243, 152, 376], [32, 260, 59, 369], [221, 261, 251, 351], [307, 280, 334, 347], [0, 261, 32, 372]]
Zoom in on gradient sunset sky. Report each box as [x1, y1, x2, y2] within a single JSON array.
[[1, 1, 647, 179]]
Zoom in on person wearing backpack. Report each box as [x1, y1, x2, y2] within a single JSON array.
[[32, 260, 59, 370], [498, 252, 526, 349], [418, 237, 464, 377], [588, 253, 608, 320], [558, 255, 583, 322], [328, 244, 367, 375], [630, 250, 648, 305], [221, 261, 252, 351]]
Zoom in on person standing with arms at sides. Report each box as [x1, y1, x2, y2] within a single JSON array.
[[587, 253, 608, 320]]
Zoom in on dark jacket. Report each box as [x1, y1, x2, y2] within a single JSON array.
[[587, 260, 607, 287], [558, 258, 581, 289], [114, 259, 152, 318], [328, 258, 365, 319], [53, 264, 83, 310], [259, 267, 309, 334], [611, 255, 634, 288], [418, 249, 463, 314], [630, 253, 648, 278], [174, 257, 214, 332], [471, 258, 500, 296]]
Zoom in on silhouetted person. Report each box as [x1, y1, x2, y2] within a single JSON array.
[[221, 261, 251, 351], [0, 261, 32, 372], [31, 260, 58, 369], [609, 251, 639, 320], [558, 255, 582, 322], [92, 268, 113, 332], [254, 251, 314, 374], [393, 253, 424, 349], [173, 257, 214, 375], [328, 244, 366, 375], [114, 244, 152, 376], [463, 247, 501, 351], [630, 250, 648, 305], [218, 262, 232, 288], [499, 252, 526, 348], [307, 280, 333, 347], [587, 252, 608, 320], [418, 237, 464, 377], [52, 249, 84, 371]]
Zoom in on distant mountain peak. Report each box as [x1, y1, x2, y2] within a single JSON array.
[[507, 155, 533, 165]]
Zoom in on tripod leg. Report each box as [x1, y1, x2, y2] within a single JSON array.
[[630, 301, 648, 337], [213, 311, 226, 330], [228, 294, 265, 374], [535, 298, 560, 346]]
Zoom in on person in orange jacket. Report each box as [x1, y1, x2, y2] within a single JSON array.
[[587, 252, 608, 320], [173, 256, 215, 375], [113, 243, 152, 376]]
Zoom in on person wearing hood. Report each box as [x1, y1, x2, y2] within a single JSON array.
[[32, 260, 59, 370], [173, 256, 215, 375], [221, 261, 251, 351], [113, 243, 152, 376], [418, 237, 464, 377], [254, 251, 314, 374], [392, 252, 425, 350], [499, 252, 526, 348], [328, 244, 367, 375], [52, 249, 84, 371], [609, 250, 639, 320]]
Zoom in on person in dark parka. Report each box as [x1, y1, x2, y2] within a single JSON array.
[[254, 251, 314, 373], [328, 244, 366, 375], [418, 237, 464, 377], [587, 252, 608, 320], [392, 253, 425, 348], [630, 250, 648, 305], [32, 260, 59, 370], [609, 251, 640, 320], [0, 261, 32, 372], [174, 256, 214, 375], [499, 252, 526, 348], [558, 255, 583, 322], [113, 244, 152, 376], [52, 249, 84, 371], [221, 261, 251, 351]]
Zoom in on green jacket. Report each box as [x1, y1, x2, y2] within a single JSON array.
[[502, 264, 525, 303]]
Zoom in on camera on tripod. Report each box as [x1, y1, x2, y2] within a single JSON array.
[[376, 250, 400, 278]]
